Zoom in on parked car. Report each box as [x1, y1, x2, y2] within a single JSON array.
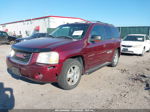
[[121, 34, 150, 56], [15, 33, 49, 43], [0, 31, 17, 44], [7, 23, 121, 90]]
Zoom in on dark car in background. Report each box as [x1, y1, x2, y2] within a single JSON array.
[[15, 33, 50, 43], [0, 31, 17, 44]]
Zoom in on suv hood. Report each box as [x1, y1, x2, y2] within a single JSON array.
[[121, 41, 144, 46], [12, 38, 75, 52]]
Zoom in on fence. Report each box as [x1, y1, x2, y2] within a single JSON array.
[[118, 26, 150, 38]]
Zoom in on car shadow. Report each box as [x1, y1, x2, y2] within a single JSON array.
[[51, 83, 62, 89], [0, 82, 15, 112], [121, 53, 139, 56]]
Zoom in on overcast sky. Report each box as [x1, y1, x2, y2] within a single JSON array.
[[0, 0, 149, 26]]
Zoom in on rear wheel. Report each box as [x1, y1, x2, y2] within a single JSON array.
[[58, 59, 82, 90], [110, 50, 119, 67]]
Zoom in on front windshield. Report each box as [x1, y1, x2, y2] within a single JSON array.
[[123, 36, 144, 42], [50, 24, 90, 39]]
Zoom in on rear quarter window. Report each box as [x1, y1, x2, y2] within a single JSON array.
[[111, 27, 120, 39], [104, 26, 112, 40]]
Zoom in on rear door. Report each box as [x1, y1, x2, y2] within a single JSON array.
[[84, 25, 107, 69], [103, 26, 120, 62]]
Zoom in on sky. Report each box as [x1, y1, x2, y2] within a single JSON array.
[[0, 0, 150, 26]]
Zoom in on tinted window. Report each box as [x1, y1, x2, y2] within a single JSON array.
[[0, 32, 2, 37], [0, 32, 8, 37], [90, 25, 106, 40], [104, 26, 112, 39], [111, 27, 120, 38], [30, 33, 38, 38], [39, 33, 47, 37], [3, 32, 8, 37], [104, 26, 120, 40]]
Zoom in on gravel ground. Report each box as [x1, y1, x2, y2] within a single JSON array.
[[0, 45, 150, 109]]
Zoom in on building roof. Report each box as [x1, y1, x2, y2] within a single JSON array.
[[0, 15, 91, 25], [118, 26, 150, 28]]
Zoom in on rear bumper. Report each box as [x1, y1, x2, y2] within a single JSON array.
[[6, 57, 63, 83]]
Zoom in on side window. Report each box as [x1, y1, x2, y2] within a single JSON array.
[[111, 27, 120, 39], [104, 26, 112, 40], [89, 25, 106, 41], [0, 32, 2, 37], [103, 26, 120, 40], [2, 32, 8, 37], [40, 34, 45, 37]]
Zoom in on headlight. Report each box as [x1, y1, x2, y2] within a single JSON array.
[[9, 49, 15, 57], [36, 52, 59, 64]]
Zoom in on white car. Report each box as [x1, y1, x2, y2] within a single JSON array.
[[121, 34, 150, 56]]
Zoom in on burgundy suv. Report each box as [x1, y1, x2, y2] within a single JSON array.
[[7, 22, 121, 90]]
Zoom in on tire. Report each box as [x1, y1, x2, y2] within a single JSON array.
[[58, 59, 82, 90], [147, 48, 150, 52], [140, 48, 145, 56], [110, 49, 119, 67]]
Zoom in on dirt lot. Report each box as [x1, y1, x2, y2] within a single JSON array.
[[0, 45, 150, 109]]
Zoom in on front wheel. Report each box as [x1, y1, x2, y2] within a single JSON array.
[[58, 59, 82, 90], [110, 50, 119, 67], [147, 47, 150, 52]]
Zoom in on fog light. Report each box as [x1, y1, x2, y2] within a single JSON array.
[[34, 73, 43, 80]]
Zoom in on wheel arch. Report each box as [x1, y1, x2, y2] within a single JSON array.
[[68, 55, 85, 74]]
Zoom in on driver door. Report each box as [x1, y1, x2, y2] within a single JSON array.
[[84, 25, 107, 69]]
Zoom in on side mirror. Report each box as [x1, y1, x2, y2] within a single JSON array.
[[91, 35, 102, 43]]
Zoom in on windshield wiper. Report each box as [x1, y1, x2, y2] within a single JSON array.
[[56, 36, 73, 39]]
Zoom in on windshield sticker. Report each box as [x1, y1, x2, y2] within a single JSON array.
[[137, 38, 143, 40], [72, 30, 83, 36]]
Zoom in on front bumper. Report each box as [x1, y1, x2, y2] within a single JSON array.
[[6, 57, 63, 83], [121, 47, 143, 55]]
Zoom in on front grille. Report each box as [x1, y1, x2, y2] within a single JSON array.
[[11, 51, 32, 64], [122, 45, 132, 47]]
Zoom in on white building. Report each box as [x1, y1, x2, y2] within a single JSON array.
[[0, 15, 89, 37]]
